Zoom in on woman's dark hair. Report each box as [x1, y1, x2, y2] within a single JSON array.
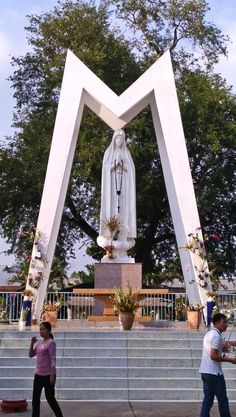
[[40, 321, 54, 339]]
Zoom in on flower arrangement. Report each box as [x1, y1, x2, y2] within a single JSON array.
[[41, 300, 62, 324], [185, 303, 205, 311], [42, 295, 63, 327], [181, 227, 222, 289], [42, 300, 63, 312], [103, 216, 120, 233], [23, 288, 33, 298], [42, 292, 64, 314], [184, 228, 206, 258], [207, 291, 217, 301], [101, 216, 122, 259], [111, 284, 140, 313], [28, 271, 44, 289], [104, 243, 115, 259]]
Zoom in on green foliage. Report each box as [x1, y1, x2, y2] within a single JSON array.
[[0, 296, 9, 322], [6, 258, 31, 285], [0, 0, 140, 266], [178, 70, 236, 277], [104, 0, 229, 70], [72, 264, 95, 285]]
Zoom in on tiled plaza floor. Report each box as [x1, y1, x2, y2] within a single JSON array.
[[1, 401, 236, 417]]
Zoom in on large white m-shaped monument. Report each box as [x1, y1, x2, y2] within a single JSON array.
[[26, 49, 211, 322]]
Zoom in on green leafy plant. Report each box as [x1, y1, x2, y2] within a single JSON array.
[[111, 284, 140, 313], [185, 303, 205, 312], [21, 306, 31, 321], [0, 296, 8, 322], [175, 295, 187, 321]]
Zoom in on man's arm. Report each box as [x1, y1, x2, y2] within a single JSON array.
[[211, 348, 236, 364]]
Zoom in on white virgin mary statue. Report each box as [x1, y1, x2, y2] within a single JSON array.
[[97, 129, 136, 263]]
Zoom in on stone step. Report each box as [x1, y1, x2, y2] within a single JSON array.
[[0, 386, 236, 401], [1, 329, 235, 402], [2, 376, 236, 390], [0, 356, 203, 367], [0, 330, 208, 339], [128, 388, 236, 402], [0, 337, 204, 348], [0, 347, 203, 357], [0, 365, 235, 378], [1, 355, 234, 370]]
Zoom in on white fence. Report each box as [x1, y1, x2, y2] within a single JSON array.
[[0, 291, 236, 323]]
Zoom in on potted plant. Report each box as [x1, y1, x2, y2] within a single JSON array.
[[42, 296, 64, 328], [185, 303, 204, 330], [111, 284, 140, 330]]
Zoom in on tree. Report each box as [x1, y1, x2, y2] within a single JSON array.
[[178, 69, 236, 278], [104, 0, 229, 70], [0, 0, 235, 283], [0, 0, 140, 263]]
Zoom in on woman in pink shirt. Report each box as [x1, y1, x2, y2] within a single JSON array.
[[29, 321, 63, 417]]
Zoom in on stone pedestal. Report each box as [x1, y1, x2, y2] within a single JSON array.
[[95, 263, 142, 288], [94, 263, 142, 315]]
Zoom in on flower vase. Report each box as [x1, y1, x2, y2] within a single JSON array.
[[22, 299, 32, 326], [207, 300, 215, 326], [45, 310, 57, 328], [187, 310, 201, 330], [119, 312, 135, 331]]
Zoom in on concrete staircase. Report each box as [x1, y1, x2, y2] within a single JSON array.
[[0, 329, 236, 401]]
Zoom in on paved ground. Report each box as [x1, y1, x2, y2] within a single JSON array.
[[1, 401, 236, 417]]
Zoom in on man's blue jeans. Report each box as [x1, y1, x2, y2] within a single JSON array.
[[200, 373, 231, 417]]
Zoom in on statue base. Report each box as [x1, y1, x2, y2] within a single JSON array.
[[95, 263, 142, 288], [97, 236, 135, 263], [94, 263, 142, 315], [101, 255, 135, 263]]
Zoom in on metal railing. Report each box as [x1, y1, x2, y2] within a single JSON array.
[[218, 293, 236, 322], [1, 291, 236, 323], [140, 293, 188, 321], [0, 292, 22, 322]]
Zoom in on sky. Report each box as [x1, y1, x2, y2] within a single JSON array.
[[0, 0, 236, 271]]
